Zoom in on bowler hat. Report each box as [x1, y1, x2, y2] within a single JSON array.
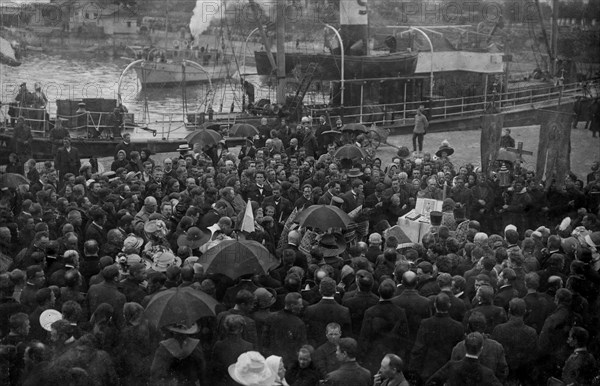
[[317, 233, 346, 257]]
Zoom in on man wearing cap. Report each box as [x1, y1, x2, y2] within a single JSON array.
[[238, 137, 257, 160], [54, 137, 81, 181], [302, 122, 318, 158], [49, 118, 70, 154]]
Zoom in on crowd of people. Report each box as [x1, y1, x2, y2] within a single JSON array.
[[0, 114, 599, 386]]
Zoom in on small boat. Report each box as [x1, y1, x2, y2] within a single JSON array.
[[254, 50, 419, 80], [127, 47, 233, 88]]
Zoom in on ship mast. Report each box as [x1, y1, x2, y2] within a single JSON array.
[[275, 0, 286, 104], [550, 0, 558, 76]]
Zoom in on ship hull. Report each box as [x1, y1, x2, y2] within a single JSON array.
[[134, 61, 232, 88], [0, 133, 186, 164], [254, 51, 418, 80]]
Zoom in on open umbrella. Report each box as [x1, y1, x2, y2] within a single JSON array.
[[195, 122, 221, 131], [196, 240, 279, 280], [0, 173, 29, 189], [230, 123, 259, 137], [340, 123, 367, 133], [334, 144, 367, 160], [294, 204, 354, 230], [144, 286, 219, 329], [320, 130, 342, 145], [186, 129, 222, 147], [0, 37, 21, 67]]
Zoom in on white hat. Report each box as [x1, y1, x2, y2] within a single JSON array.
[[301, 116, 310, 123], [228, 351, 276, 386]]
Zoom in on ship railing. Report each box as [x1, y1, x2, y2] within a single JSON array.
[[151, 112, 188, 140], [309, 80, 591, 127], [56, 111, 128, 138], [10, 106, 49, 135]]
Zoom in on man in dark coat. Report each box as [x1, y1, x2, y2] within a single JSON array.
[[304, 277, 351, 348], [426, 332, 503, 386], [222, 275, 258, 310], [54, 137, 81, 181], [392, 271, 431, 362], [243, 171, 272, 203], [342, 179, 365, 213], [493, 267, 518, 312], [492, 298, 538, 385], [84, 209, 108, 247], [451, 312, 508, 382], [427, 273, 466, 323], [325, 337, 371, 386], [409, 293, 464, 383], [210, 314, 254, 386], [87, 265, 126, 327], [359, 279, 409, 373], [215, 289, 258, 346], [313, 322, 343, 375], [343, 270, 379, 339], [463, 285, 507, 334], [538, 288, 577, 380], [261, 292, 307, 366], [522, 272, 552, 334], [261, 183, 293, 223]]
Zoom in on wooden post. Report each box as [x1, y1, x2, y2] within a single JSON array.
[[275, 0, 286, 105]]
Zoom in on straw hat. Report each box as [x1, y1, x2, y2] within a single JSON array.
[[151, 250, 182, 272], [122, 234, 144, 251], [347, 168, 363, 178], [228, 351, 276, 386]]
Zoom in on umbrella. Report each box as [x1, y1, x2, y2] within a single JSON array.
[[0, 173, 29, 189], [320, 130, 342, 145], [185, 129, 222, 147], [496, 148, 517, 163], [230, 123, 259, 137], [0, 37, 21, 67], [197, 240, 279, 280], [144, 286, 219, 329], [195, 122, 221, 131], [334, 144, 367, 160], [294, 205, 354, 230], [340, 123, 367, 133]]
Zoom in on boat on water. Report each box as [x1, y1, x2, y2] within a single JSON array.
[[242, 0, 596, 135], [254, 50, 418, 80], [0, 98, 186, 164], [126, 46, 234, 88]]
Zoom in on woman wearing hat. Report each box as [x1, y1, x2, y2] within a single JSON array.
[[228, 351, 277, 386], [150, 322, 207, 385]]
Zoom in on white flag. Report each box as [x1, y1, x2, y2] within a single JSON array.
[[240, 200, 255, 233]]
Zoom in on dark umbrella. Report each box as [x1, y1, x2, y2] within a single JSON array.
[[230, 123, 259, 137], [294, 204, 354, 230], [185, 129, 222, 147], [340, 123, 367, 133], [144, 286, 219, 329], [334, 144, 367, 160], [197, 240, 279, 280], [0, 173, 29, 189], [320, 130, 342, 145], [195, 122, 221, 131]]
